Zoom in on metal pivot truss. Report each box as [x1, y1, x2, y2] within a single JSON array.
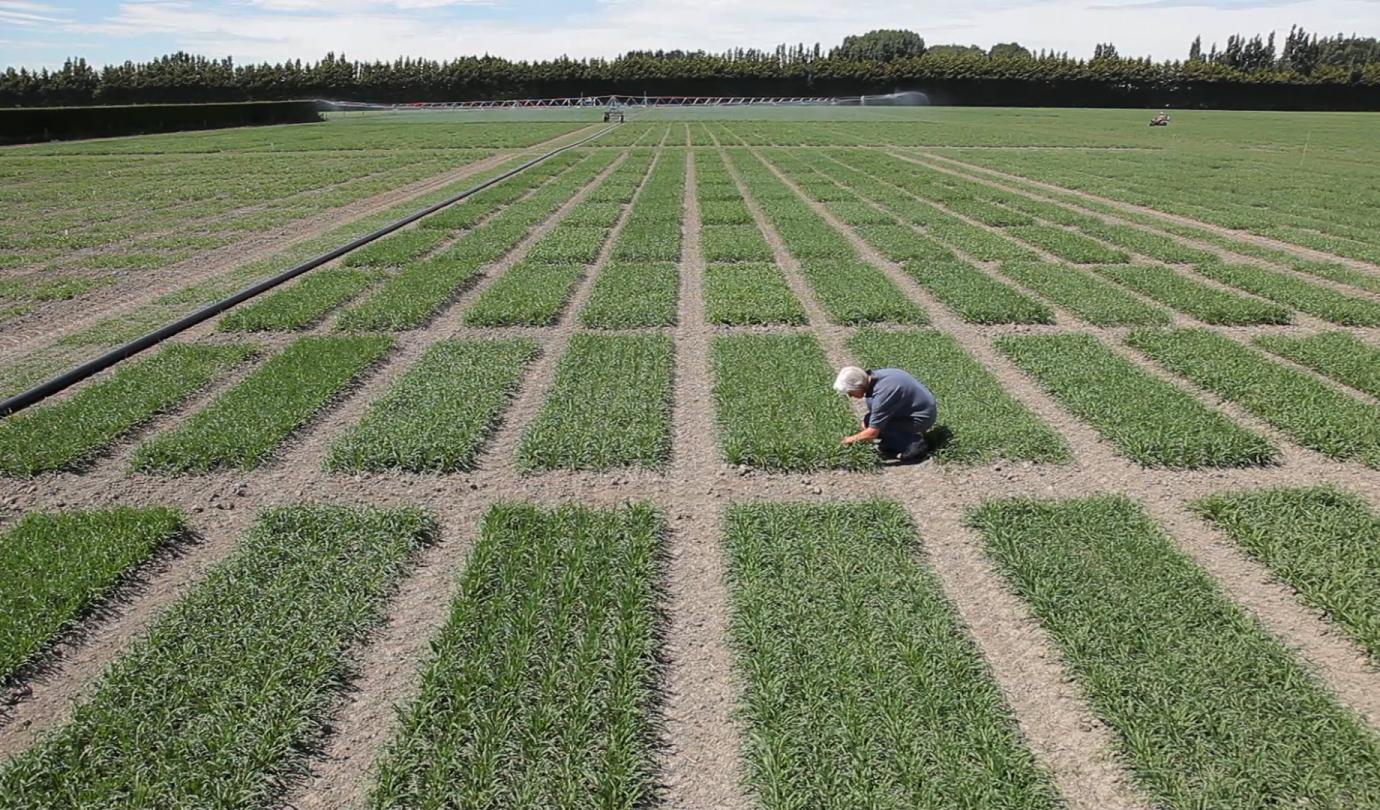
[[328, 94, 837, 110]]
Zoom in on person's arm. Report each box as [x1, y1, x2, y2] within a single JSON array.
[[843, 426, 880, 445]]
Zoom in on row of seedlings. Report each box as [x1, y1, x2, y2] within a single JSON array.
[[1126, 328, 1380, 468], [514, 151, 686, 471], [765, 148, 1055, 325], [0, 504, 436, 806], [339, 150, 620, 331], [695, 150, 807, 326], [884, 151, 1380, 326], [462, 149, 654, 327], [219, 151, 589, 333], [827, 151, 1196, 327], [582, 147, 687, 328], [724, 148, 928, 326], [830, 151, 1317, 328], [968, 492, 1380, 808], [0, 343, 256, 476], [326, 151, 656, 473]]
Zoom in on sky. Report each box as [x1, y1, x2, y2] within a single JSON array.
[[1, 0, 1377, 70]]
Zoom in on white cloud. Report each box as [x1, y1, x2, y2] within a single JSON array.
[[0, 0, 68, 25]]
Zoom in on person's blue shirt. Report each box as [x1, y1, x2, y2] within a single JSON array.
[[864, 368, 937, 432]]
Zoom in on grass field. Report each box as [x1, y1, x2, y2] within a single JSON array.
[[4, 108, 1380, 808]]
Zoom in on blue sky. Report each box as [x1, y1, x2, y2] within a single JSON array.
[[2, 0, 1376, 70]]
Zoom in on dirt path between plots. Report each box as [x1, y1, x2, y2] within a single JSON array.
[[0, 125, 601, 356], [914, 149, 1380, 274]]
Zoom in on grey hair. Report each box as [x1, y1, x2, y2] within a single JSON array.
[[833, 366, 869, 394]]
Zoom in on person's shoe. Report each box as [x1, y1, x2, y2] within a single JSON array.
[[896, 437, 929, 463]]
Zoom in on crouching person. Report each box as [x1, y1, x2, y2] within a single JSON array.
[[834, 365, 937, 462]]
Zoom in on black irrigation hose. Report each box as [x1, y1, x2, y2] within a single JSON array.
[[0, 123, 616, 418]]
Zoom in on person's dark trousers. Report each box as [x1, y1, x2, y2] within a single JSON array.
[[876, 414, 936, 457]]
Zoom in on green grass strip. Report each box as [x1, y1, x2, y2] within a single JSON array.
[[463, 262, 585, 326], [968, 494, 1380, 809], [1128, 328, 1380, 467], [370, 502, 661, 809], [1093, 264, 1291, 325], [711, 333, 874, 471], [328, 338, 538, 473], [998, 262, 1172, 326], [0, 504, 434, 807], [725, 500, 1061, 809], [0, 507, 185, 680], [1254, 331, 1380, 400], [1193, 263, 1380, 327], [702, 224, 774, 263], [1195, 485, 1380, 662], [132, 335, 392, 473], [1077, 220, 1216, 264], [219, 269, 374, 332], [1291, 261, 1380, 295], [998, 333, 1275, 468], [336, 255, 484, 331], [1006, 224, 1130, 263], [0, 343, 255, 476], [851, 329, 1069, 464], [518, 334, 673, 471], [704, 262, 807, 325], [343, 228, 447, 268], [796, 259, 928, 325], [579, 262, 678, 328], [904, 260, 1054, 324]]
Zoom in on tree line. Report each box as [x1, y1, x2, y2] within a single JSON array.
[[2, 27, 1377, 109]]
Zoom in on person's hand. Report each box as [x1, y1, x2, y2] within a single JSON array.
[[841, 435, 854, 446]]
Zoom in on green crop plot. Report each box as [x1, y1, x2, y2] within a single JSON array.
[[219, 269, 375, 332], [580, 262, 679, 328], [852, 329, 1069, 463], [1128, 328, 1380, 467], [526, 224, 610, 264], [518, 334, 674, 470], [711, 333, 874, 471], [796, 259, 928, 325], [998, 262, 1172, 325], [905, 260, 1054, 324], [329, 338, 538, 473], [725, 500, 1061, 809], [0, 504, 434, 806], [343, 229, 448, 269], [969, 494, 1380, 808], [463, 262, 586, 326], [370, 502, 662, 809], [1193, 263, 1380, 326], [0, 507, 185, 680], [704, 262, 807, 325], [1093, 264, 1291, 325], [702, 224, 775, 263], [132, 335, 392, 473], [0, 343, 255, 476], [998, 333, 1276, 467], [1195, 485, 1380, 662], [1254, 331, 1380, 400], [336, 255, 484, 331]]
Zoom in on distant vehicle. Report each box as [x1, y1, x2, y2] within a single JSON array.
[[1150, 111, 1171, 127]]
